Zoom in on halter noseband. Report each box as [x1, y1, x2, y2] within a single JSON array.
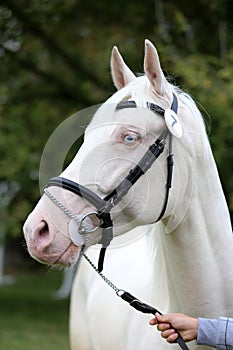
[[44, 94, 178, 271]]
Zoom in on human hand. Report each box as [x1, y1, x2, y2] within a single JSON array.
[[149, 312, 198, 343]]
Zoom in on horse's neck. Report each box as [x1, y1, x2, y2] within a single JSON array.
[[159, 147, 233, 317], [91, 224, 171, 313]]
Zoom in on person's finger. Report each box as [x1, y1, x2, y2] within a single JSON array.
[[161, 328, 175, 339], [149, 317, 158, 325], [149, 312, 164, 325], [166, 332, 179, 343], [156, 312, 173, 323], [157, 322, 171, 332]]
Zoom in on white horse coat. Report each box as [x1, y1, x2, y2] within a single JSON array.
[[23, 40, 233, 350]]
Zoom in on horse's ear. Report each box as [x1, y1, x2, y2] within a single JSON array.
[[111, 46, 136, 90], [144, 39, 167, 95]]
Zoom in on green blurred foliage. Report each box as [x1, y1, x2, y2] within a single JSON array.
[[0, 0, 232, 237], [0, 269, 69, 349]]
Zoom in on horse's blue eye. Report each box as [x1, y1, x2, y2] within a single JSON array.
[[122, 133, 140, 145]]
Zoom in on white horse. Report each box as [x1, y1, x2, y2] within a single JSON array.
[[23, 40, 233, 350]]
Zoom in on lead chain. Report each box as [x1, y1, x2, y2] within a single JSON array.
[[44, 188, 118, 291], [44, 188, 80, 223], [82, 252, 121, 294]]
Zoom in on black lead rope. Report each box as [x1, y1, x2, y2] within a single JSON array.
[[83, 252, 189, 350], [120, 291, 189, 350]]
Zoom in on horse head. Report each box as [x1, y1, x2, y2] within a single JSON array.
[[23, 40, 205, 267]]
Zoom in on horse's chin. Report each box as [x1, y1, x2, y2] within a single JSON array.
[[54, 243, 81, 267], [30, 242, 81, 268]]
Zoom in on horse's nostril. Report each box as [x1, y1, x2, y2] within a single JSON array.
[[39, 220, 49, 236]]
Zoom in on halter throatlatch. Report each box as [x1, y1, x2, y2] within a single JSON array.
[[44, 93, 178, 272]]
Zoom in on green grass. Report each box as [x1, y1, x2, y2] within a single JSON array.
[[0, 267, 70, 350]]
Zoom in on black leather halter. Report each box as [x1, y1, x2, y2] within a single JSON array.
[[45, 94, 178, 271], [44, 94, 190, 350]]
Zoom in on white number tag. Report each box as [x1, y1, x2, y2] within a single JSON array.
[[164, 109, 183, 138]]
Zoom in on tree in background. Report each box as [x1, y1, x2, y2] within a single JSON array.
[[0, 0, 232, 245]]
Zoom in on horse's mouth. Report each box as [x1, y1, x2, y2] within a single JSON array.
[[53, 242, 80, 267]]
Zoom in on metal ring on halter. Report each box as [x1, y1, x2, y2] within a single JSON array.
[[79, 211, 103, 234]]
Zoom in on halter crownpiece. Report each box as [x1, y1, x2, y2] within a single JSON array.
[[44, 93, 179, 271]]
